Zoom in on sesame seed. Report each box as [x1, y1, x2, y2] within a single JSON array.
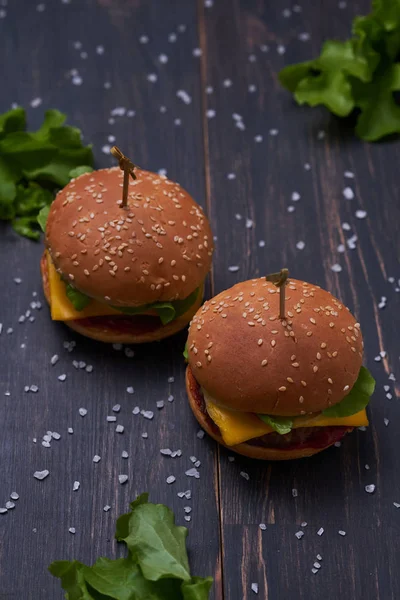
[[328, 378, 333, 384], [321, 343, 327, 349], [313, 366, 318, 373], [301, 381, 307, 387], [309, 318, 316, 324], [271, 340, 276, 347], [299, 396, 304, 403], [329, 322, 335, 328], [258, 339, 263, 346], [343, 385, 350, 391], [279, 386, 287, 392], [316, 353, 321, 360], [261, 359, 268, 366], [306, 331, 312, 337], [196, 361, 202, 368], [292, 361, 299, 368]]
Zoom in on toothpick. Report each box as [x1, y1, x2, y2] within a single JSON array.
[[265, 268, 289, 319], [110, 146, 137, 208]]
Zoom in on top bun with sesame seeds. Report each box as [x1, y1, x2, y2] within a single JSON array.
[[45, 167, 213, 307], [186, 277, 364, 416]]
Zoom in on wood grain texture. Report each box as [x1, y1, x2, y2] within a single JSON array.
[[0, 1, 222, 598], [1, 0, 400, 599], [199, 0, 400, 598]]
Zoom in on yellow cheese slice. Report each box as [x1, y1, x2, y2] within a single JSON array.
[[203, 389, 369, 446], [47, 253, 120, 321]]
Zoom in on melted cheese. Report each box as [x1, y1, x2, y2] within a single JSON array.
[[202, 389, 369, 447], [47, 253, 120, 321]]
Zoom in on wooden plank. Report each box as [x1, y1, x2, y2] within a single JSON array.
[[199, 0, 400, 598], [0, 1, 222, 598]]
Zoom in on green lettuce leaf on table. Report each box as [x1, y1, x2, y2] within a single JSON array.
[[0, 107, 93, 239], [49, 493, 213, 600], [279, 0, 400, 141]]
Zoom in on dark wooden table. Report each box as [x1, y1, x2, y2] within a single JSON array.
[[1, 1, 399, 598]]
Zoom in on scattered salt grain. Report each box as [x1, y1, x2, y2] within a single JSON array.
[[228, 265, 240, 273], [93, 455, 101, 463], [393, 502, 400, 509], [141, 410, 154, 420], [269, 128, 279, 136], [115, 425, 124, 434], [197, 430, 205, 439], [103, 505, 111, 512], [68, 428, 73, 434], [296, 241, 305, 250], [34, 470, 49, 480], [156, 400, 165, 409], [79, 408, 87, 417], [112, 404, 121, 413], [295, 531, 304, 539], [119, 474, 128, 484], [10, 493, 19, 501], [30, 97, 42, 107], [184, 515, 191, 522], [126, 387, 134, 394], [166, 476, 176, 484], [107, 416, 117, 422], [384, 418, 389, 426], [291, 192, 301, 202], [331, 263, 342, 273], [177, 90, 192, 104], [240, 471, 250, 481], [317, 527, 324, 536], [168, 395, 174, 403], [73, 481, 80, 491], [206, 109, 216, 119], [338, 530, 347, 536], [251, 583, 259, 594], [355, 209, 367, 219], [69, 527, 76, 534], [50, 355, 59, 366], [132, 407, 140, 415], [168, 376, 175, 383], [122, 451, 129, 459], [292, 488, 298, 497], [259, 523, 267, 530], [142, 432, 148, 439], [365, 484, 376, 494], [0, 508, 8, 515], [185, 468, 200, 479], [5, 502, 15, 510]]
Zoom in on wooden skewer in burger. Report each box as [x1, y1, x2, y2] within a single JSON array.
[[40, 147, 214, 343], [185, 270, 375, 460]]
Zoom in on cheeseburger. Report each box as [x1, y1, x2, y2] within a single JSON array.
[[186, 274, 375, 460], [40, 151, 213, 343]]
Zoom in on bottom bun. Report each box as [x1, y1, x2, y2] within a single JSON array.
[[185, 366, 352, 461], [41, 253, 203, 344]]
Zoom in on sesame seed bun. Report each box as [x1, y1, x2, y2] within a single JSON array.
[[46, 167, 213, 307], [186, 366, 351, 460], [187, 278, 363, 416], [41, 252, 203, 343]]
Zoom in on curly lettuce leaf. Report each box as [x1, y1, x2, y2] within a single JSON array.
[[322, 366, 375, 418], [114, 287, 200, 325], [50, 494, 212, 600], [65, 284, 91, 312], [0, 107, 94, 239], [279, 0, 400, 140], [257, 414, 293, 435], [37, 205, 50, 232], [117, 497, 191, 582]]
